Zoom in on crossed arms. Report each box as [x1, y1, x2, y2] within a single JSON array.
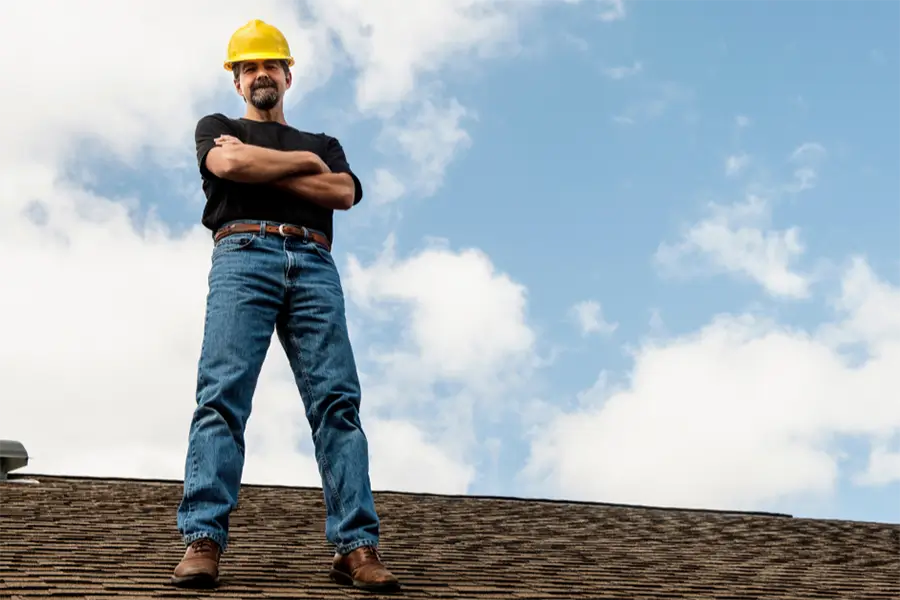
[[205, 135, 357, 210]]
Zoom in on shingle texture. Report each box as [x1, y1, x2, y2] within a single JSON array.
[[1, 475, 898, 599]]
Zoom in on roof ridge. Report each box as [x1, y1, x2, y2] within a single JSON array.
[[10, 472, 795, 519]]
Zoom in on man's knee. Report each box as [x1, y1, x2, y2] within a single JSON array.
[[191, 400, 247, 440]]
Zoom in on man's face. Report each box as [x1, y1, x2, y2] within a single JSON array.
[[234, 60, 291, 110]]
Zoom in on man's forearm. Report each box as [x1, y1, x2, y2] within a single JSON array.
[[214, 145, 324, 183], [273, 173, 356, 210]]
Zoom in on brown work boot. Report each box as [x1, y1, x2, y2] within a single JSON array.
[[330, 545, 401, 593], [171, 538, 221, 588]]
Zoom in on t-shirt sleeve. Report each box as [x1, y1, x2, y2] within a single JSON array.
[[322, 135, 363, 205], [195, 114, 234, 180]]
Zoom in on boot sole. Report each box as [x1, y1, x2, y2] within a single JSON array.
[[170, 572, 219, 589], [329, 568, 401, 593]]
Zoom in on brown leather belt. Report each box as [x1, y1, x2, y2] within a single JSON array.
[[213, 222, 331, 251]]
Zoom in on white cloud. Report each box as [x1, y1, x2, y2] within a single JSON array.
[[854, 444, 900, 486], [787, 142, 826, 192], [370, 168, 407, 205], [821, 257, 900, 355], [0, 0, 580, 494], [561, 0, 626, 21], [345, 236, 535, 385], [597, 0, 627, 22], [306, 0, 516, 114], [725, 153, 750, 177], [736, 115, 751, 128], [656, 142, 828, 299], [524, 257, 900, 511], [613, 81, 693, 125], [378, 98, 472, 198], [790, 142, 826, 164], [571, 301, 618, 336], [648, 308, 665, 335], [603, 61, 643, 80], [367, 419, 476, 493], [655, 194, 811, 299], [342, 236, 538, 475]]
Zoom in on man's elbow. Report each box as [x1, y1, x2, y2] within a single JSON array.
[[334, 177, 356, 210], [336, 190, 355, 210]]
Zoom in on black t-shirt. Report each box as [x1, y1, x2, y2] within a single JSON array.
[[194, 113, 363, 244]]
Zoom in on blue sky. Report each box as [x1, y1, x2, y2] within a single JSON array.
[[4, 0, 898, 525]]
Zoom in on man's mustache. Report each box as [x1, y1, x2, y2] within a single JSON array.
[[251, 78, 276, 91]]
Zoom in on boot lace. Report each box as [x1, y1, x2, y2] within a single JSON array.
[[360, 545, 382, 561]]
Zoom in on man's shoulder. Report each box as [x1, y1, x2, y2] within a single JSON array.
[[285, 124, 334, 142], [198, 112, 235, 123], [195, 113, 242, 137], [281, 126, 343, 153]]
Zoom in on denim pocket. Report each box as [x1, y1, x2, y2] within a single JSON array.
[[212, 233, 256, 258]]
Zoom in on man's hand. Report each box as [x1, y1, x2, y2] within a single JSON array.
[[299, 151, 331, 174], [215, 134, 243, 147]]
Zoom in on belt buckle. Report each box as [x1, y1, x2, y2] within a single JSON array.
[[278, 223, 287, 237]]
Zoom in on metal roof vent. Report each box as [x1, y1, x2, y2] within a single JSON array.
[[0, 440, 29, 481]]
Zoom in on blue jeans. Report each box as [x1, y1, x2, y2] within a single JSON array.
[[176, 221, 379, 555]]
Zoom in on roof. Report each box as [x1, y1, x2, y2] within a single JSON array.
[[1, 474, 897, 599]]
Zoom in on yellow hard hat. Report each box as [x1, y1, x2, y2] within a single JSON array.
[[224, 19, 294, 71]]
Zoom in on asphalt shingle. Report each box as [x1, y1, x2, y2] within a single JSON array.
[[0, 475, 897, 599]]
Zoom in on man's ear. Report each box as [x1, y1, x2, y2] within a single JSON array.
[[285, 70, 292, 90]]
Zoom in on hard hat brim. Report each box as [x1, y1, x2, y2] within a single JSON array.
[[224, 53, 295, 71]]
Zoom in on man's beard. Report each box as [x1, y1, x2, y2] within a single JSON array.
[[249, 79, 279, 110]]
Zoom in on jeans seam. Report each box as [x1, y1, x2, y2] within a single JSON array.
[[310, 241, 334, 266], [213, 235, 256, 259], [283, 237, 290, 297], [184, 531, 228, 553], [184, 297, 213, 531], [337, 539, 377, 555], [185, 443, 198, 526], [292, 330, 348, 524]]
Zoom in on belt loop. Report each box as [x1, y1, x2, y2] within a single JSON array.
[[301, 226, 309, 242], [259, 221, 266, 237]]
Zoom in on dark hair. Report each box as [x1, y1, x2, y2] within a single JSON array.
[[232, 60, 290, 81]]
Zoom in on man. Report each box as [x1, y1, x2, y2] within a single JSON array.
[[171, 19, 400, 593]]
